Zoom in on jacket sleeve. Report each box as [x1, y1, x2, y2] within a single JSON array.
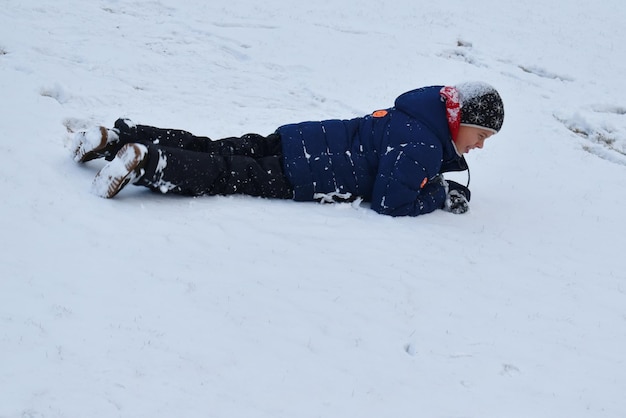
[[370, 143, 446, 217]]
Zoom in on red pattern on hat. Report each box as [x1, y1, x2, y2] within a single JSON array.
[[440, 86, 461, 142]]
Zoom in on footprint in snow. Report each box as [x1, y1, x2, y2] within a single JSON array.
[[438, 39, 486, 67], [556, 107, 626, 166], [518, 64, 574, 82]]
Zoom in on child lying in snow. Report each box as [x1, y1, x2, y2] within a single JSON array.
[[71, 81, 504, 217]]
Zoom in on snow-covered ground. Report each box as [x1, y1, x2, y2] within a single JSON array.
[[1, 1, 626, 417]]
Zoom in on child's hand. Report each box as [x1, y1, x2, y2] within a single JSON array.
[[444, 190, 470, 214], [446, 180, 471, 201]]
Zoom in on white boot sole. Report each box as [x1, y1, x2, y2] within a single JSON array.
[[73, 126, 120, 163], [92, 143, 147, 198]]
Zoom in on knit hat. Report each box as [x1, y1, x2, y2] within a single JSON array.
[[456, 82, 504, 133]]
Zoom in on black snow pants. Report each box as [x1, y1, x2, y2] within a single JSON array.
[[109, 118, 293, 199]]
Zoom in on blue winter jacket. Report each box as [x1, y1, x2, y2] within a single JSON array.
[[277, 86, 467, 216]]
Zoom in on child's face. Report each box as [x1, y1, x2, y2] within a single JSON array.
[[455, 125, 495, 154]]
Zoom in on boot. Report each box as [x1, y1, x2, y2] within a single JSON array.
[[72, 126, 120, 163], [91, 143, 148, 198]]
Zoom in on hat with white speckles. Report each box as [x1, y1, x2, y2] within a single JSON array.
[[456, 82, 505, 133]]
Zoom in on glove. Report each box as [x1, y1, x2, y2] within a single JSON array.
[[428, 176, 471, 214], [444, 189, 470, 214], [446, 180, 471, 202]]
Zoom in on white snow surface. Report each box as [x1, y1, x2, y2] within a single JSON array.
[[1, 1, 626, 417]]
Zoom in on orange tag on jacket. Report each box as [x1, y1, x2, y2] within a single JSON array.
[[420, 177, 428, 189], [372, 110, 388, 118]]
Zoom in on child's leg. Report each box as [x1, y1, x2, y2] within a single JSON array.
[[73, 118, 283, 163], [200, 133, 283, 158], [114, 119, 282, 158], [112, 119, 213, 155], [133, 144, 293, 198]]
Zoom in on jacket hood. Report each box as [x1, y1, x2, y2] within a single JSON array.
[[395, 85, 468, 173]]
